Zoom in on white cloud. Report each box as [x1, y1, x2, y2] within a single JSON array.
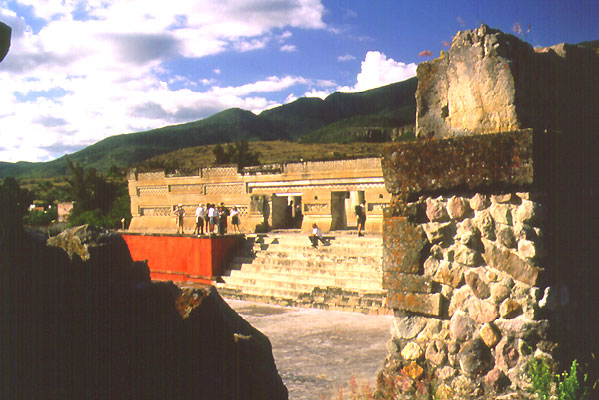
[[303, 89, 330, 99], [280, 44, 296, 52], [337, 54, 356, 62], [0, 0, 328, 162], [338, 51, 416, 92]]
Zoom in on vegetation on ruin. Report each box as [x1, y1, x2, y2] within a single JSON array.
[[527, 357, 590, 400]]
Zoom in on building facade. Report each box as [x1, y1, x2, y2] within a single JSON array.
[[128, 158, 389, 234]]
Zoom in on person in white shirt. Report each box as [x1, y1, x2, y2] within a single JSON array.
[[308, 223, 326, 248], [208, 204, 217, 234], [193, 203, 206, 235]]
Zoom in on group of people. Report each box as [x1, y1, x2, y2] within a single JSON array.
[[172, 203, 241, 236]]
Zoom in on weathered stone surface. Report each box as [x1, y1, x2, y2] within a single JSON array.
[[517, 239, 538, 259], [490, 283, 511, 304], [470, 193, 490, 211], [495, 337, 520, 370], [402, 361, 424, 380], [449, 311, 476, 342], [480, 323, 501, 347], [496, 226, 516, 248], [495, 317, 550, 342], [485, 368, 510, 393], [455, 218, 480, 248], [434, 383, 454, 399], [466, 297, 499, 323], [474, 209, 495, 239], [423, 256, 440, 275], [387, 292, 443, 317], [422, 221, 454, 244], [454, 245, 482, 267], [392, 315, 427, 339], [386, 338, 400, 355], [437, 366, 456, 381], [435, 261, 465, 288], [425, 340, 448, 365], [482, 238, 540, 285], [499, 299, 522, 318], [447, 196, 470, 220], [401, 341, 424, 360], [491, 194, 513, 204], [430, 244, 444, 259], [458, 338, 494, 376], [465, 270, 490, 299], [383, 217, 427, 276], [383, 272, 433, 293], [426, 197, 449, 222], [415, 24, 599, 138], [490, 203, 513, 225], [514, 200, 539, 224], [381, 130, 534, 195], [47, 224, 108, 261]]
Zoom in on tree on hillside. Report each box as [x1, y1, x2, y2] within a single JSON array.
[[213, 141, 261, 171], [1, 177, 33, 223], [65, 159, 129, 228]]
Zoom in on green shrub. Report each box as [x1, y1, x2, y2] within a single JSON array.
[[527, 357, 589, 400]]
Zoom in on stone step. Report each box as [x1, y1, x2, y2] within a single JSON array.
[[250, 234, 383, 246], [249, 243, 382, 257], [228, 259, 381, 275], [223, 271, 382, 291], [225, 260, 381, 279], [215, 282, 307, 299], [227, 261, 381, 276], [217, 233, 386, 313]]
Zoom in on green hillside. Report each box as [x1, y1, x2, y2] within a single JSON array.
[[0, 77, 417, 179]]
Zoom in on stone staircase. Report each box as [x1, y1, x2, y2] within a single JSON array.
[[215, 232, 389, 314]]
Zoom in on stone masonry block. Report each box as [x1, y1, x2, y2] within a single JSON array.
[[381, 130, 534, 196], [383, 216, 427, 277], [482, 238, 541, 286], [382, 272, 433, 294], [387, 292, 443, 317]]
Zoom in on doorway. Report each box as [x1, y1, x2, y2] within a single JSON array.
[[330, 191, 349, 230]]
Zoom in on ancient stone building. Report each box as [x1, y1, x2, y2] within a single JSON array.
[[376, 25, 599, 399], [128, 158, 389, 234]]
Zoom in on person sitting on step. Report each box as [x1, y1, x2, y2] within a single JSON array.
[[309, 223, 326, 248]]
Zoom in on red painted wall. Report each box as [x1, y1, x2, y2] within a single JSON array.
[[121, 234, 241, 284]]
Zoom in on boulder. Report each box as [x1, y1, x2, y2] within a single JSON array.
[[458, 338, 494, 376]]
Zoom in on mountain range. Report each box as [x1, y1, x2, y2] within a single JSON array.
[[0, 77, 417, 179]]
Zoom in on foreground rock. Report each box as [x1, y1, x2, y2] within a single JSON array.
[[4, 225, 287, 400]]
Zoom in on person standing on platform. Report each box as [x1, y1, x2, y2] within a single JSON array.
[[230, 206, 240, 233], [355, 201, 366, 237], [193, 203, 206, 236], [218, 203, 228, 235], [173, 204, 185, 234], [208, 203, 217, 234]]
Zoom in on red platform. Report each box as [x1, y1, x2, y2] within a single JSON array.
[[121, 233, 242, 284]]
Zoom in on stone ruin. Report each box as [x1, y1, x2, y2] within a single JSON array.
[[376, 26, 599, 399], [416, 24, 599, 138]]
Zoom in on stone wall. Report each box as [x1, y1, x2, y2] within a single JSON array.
[[378, 129, 599, 399], [416, 25, 599, 139]]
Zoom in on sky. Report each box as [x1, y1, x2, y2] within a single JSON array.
[[1, 0, 598, 163]]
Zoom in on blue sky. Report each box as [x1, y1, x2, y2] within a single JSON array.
[[1, 0, 598, 163]]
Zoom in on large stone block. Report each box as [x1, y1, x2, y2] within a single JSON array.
[[415, 24, 599, 138], [387, 292, 443, 317], [382, 130, 534, 196], [482, 238, 541, 285], [382, 272, 433, 293], [383, 216, 427, 276]]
